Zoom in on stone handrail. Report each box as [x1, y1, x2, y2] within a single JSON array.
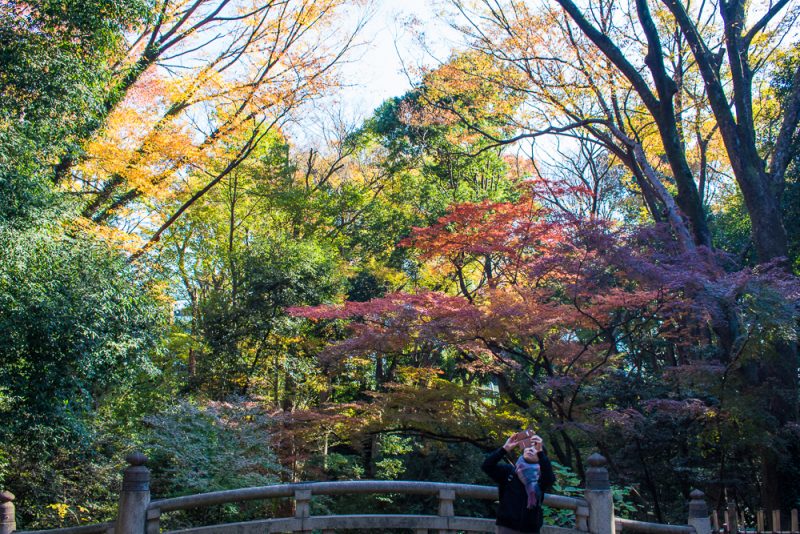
[[616, 519, 696, 534], [150, 480, 584, 512], [13, 523, 113, 534], [2, 453, 712, 534], [143, 480, 588, 534]]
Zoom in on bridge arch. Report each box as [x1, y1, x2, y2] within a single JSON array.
[[2, 454, 709, 534]]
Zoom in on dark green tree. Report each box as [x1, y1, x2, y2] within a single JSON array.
[[0, 224, 166, 526], [0, 0, 151, 223]]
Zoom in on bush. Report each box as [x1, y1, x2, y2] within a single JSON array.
[[142, 398, 284, 529]]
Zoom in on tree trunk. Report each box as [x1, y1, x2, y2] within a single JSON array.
[[54, 47, 159, 184], [736, 163, 789, 263], [652, 111, 711, 248], [188, 348, 197, 387], [281, 369, 295, 412]]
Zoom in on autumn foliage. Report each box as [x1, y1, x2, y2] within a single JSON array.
[[4, 0, 800, 527], [292, 178, 799, 512]]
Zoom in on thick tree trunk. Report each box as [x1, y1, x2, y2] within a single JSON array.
[[281, 368, 295, 412], [188, 348, 197, 385], [652, 111, 711, 249], [723, 156, 794, 513], [735, 162, 789, 263], [273, 354, 281, 409], [630, 163, 665, 224]]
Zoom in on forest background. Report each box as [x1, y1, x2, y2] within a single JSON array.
[[2, 0, 800, 530]]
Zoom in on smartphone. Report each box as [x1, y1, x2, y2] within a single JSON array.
[[511, 429, 537, 448]]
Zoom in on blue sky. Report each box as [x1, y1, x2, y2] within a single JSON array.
[[288, 1, 459, 145], [335, 0, 458, 117]]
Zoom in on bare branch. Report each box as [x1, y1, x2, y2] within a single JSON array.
[[769, 63, 800, 188], [743, 0, 792, 48]]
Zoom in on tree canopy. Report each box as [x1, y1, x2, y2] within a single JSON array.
[[1, 0, 799, 528]]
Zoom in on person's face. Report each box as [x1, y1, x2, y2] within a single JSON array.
[[522, 446, 539, 463]]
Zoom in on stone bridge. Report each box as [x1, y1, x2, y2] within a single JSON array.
[[0, 453, 711, 534]]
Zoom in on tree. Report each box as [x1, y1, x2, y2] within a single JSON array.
[[549, 0, 798, 263], [530, 139, 629, 221], [294, 183, 800, 515], [434, 0, 800, 508], [0, 224, 165, 436], [46, 0, 365, 262], [445, 0, 800, 260], [415, 33, 699, 251], [0, 0, 151, 223], [0, 223, 167, 526]]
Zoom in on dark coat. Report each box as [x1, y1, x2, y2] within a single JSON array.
[[481, 447, 556, 533]]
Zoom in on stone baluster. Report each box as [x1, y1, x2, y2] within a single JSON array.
[[577, 502, 590, 532], [294, 489, 311, 533], [688, 490, 711, 534], [0, 491, 15, 534], [726, 502, 738, 534], [584, 453, 615, 534], [437, 488, 455, 534], [114, 453, 150, 534], [689, 489, 711, 534], [772, 510, 781, 533], [145, 508, 160, 534]]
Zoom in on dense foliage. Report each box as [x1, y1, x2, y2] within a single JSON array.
[[1, 0, 798, 530]]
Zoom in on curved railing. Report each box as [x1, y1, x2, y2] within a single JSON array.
[[16, 481, 588, 534], [16, 525, 113, 534], [4, 453, 711, 534], [149, 480, 588, 534], [615, 519, 694, 534], [13, 480, 699, 534], [151, 480, 585, 511]]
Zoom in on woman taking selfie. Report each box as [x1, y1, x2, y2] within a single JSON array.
[[482, 433, 556, 534]]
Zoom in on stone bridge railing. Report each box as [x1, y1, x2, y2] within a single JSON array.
[[0, 453, 711, 534]]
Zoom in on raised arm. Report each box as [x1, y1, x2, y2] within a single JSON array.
[[481, 435, 517, 484]]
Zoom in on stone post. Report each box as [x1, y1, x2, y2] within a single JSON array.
[[584, 453, 614, 534], [688, 490, 711, 534], [114, 453, 150, 534], [772, 510, 781, 533], [0, 491, 15, 534], [145, 508, 161, 534], [725, 502, 737, 534], [294, 489, 311, 533], [437, 488, 455, 534], [576, 503, 590, 532]]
